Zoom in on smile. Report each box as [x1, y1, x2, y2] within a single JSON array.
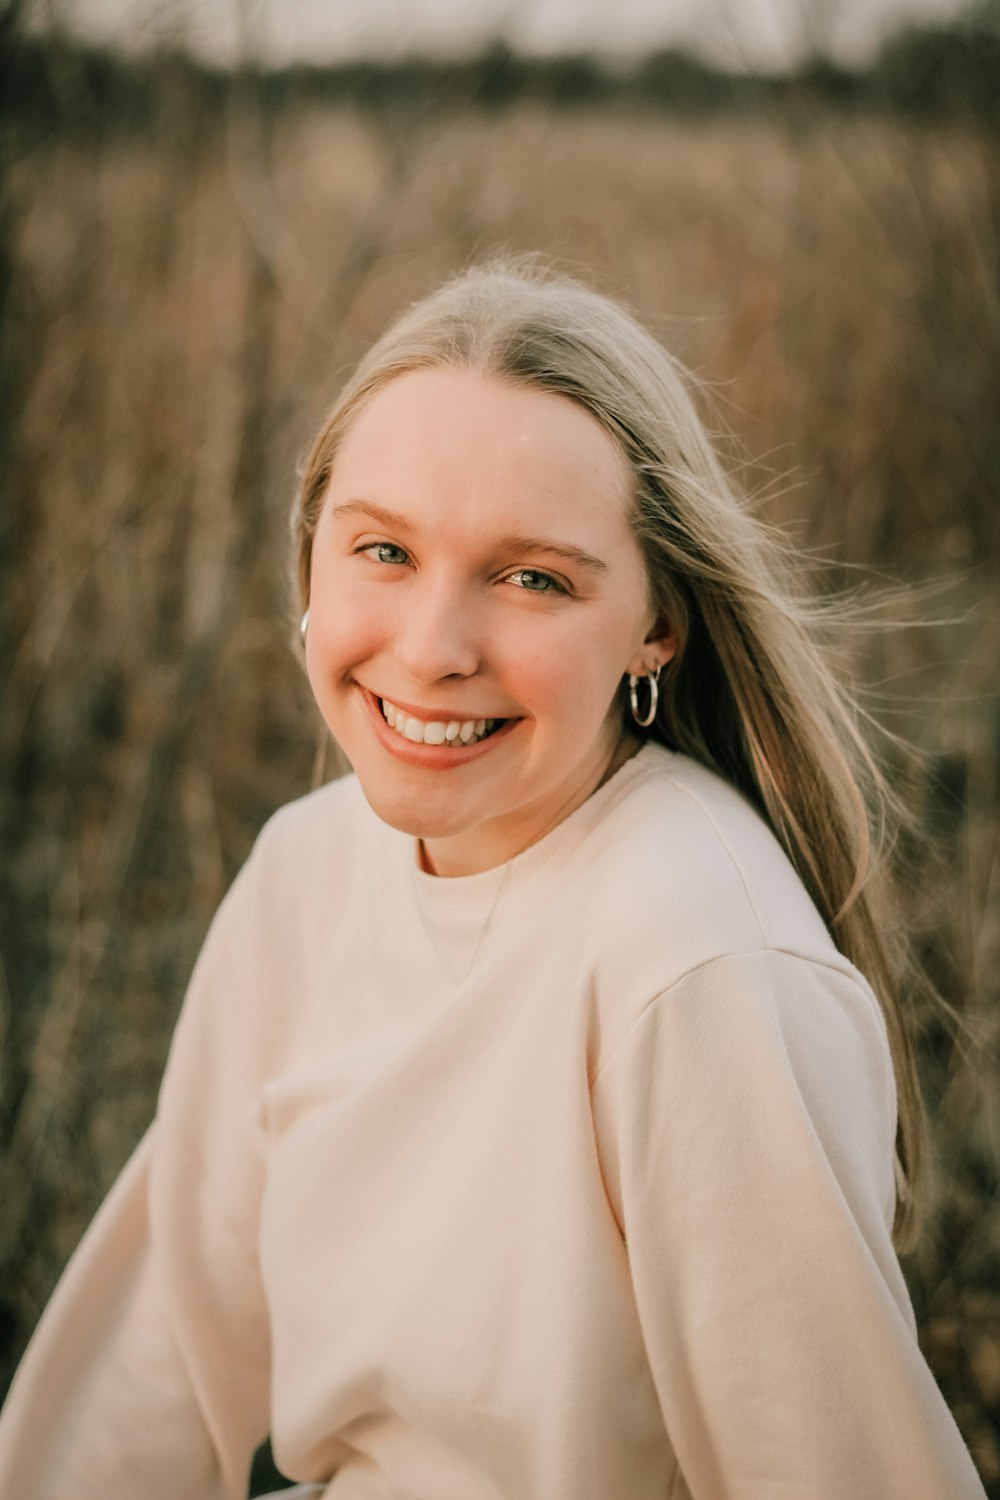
[[379, 697, 503, 747]]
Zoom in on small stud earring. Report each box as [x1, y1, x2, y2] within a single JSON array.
[[300, 608, 310, 640]]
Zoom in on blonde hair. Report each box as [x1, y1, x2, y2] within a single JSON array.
[[292, 257, 927, 1249]]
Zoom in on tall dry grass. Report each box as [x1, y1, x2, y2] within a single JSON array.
[[1, 59, 998, 1493]]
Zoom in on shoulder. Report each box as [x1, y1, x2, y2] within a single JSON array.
[[174, 772, 383, 1064], [216, 771, 380, 937], [252, 770, 371, 869], [581, 745, 894, 1124], [574, 746, 891, 1080], [586, 744, 841, 977]]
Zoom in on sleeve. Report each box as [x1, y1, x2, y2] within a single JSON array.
[[0, 841, 277, 1500], [590, 947, 987, 1500]]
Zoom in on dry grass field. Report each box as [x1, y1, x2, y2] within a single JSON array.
[[1, 47, 998, 1493]]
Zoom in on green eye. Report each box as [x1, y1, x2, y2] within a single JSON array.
[[362, 542, 409, 565], [507, 569, 564, 594]]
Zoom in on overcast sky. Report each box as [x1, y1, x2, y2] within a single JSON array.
[[30, 0, 976, 70]]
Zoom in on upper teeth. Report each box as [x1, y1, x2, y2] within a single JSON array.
[[380, 698, 498, 746]]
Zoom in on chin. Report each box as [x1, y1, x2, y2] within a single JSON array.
[[355, 773, 477, 843]]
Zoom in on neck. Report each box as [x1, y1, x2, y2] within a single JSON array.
[[418, 728, 644, 877]]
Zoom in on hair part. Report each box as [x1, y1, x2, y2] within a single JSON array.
[[292, 256, 929, 1249]]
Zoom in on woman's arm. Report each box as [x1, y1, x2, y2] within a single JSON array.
[[0, 850, 276, 1499], [0, 1131, 238, 1499], [591, 947, 986, 1500]]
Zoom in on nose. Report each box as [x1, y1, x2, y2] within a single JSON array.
[[392, 575, 480, 683]]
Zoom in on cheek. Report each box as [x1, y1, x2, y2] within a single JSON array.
[[303, 580, 381, 715], [504, 619, 627, 731], [309, 569, 385, 660]]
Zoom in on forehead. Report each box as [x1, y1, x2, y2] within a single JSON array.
[[326, 366, 633, 542]]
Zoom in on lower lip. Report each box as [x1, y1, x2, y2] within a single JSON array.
[[359, 687, 520, 769]]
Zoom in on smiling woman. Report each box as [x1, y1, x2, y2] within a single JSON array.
[[0, 260, 987, 1500], [302, 366, 671, 876]]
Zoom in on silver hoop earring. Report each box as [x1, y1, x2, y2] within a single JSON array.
[[628, 666, 661, 728], [299, 608, 310, 640]]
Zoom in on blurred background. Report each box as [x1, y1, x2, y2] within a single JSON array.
[[1, 0, 998, 1492]]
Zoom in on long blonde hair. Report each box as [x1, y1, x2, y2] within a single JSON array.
[[292, 257, 927, 1249]]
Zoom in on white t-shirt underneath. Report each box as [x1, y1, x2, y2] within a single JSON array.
[[413, 858, 507, 984]]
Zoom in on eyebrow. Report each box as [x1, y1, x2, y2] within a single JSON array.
[[332, 499, 608, 575], [494, 533, 608, 575], [333, 499, 416, 533]]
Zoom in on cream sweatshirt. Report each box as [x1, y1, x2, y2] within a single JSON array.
[[0, 744, 986, 1500]]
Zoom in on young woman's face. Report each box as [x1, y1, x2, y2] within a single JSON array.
[[305, 366, 674, 875]]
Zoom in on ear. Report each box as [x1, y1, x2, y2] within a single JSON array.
[[625, 613, 677, 679]]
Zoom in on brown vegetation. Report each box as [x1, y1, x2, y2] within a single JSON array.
[[1, 42, 998, 1495]]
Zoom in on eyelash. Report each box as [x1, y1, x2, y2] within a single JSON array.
[[354, 543, 569, 596]]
